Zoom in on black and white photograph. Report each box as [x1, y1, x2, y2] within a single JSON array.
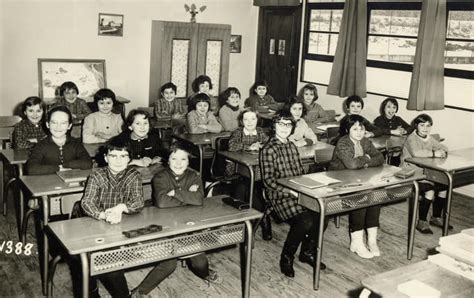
[[0, 0, 473, 297]]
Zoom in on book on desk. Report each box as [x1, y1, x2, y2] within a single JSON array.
[[290, 173, 341, 189], [56, 169, 92, 184]]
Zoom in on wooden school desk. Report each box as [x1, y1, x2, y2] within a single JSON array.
[[46, 195, 262, 298], [0, 127, 14, 149], [0, 115, 22, 128], [19, 164, 164, 294], [278, 164, 424, 290], [406, 147, 474, 236], [370, 134, 406, 151], [361, 259, 474, 297], [172, 132, 232, 178], [218, 142, 335, 207]]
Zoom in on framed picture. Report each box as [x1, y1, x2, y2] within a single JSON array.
[[230, 34, 242, 53], [98, 13, 124, 37], [38, 59, 106, 100]]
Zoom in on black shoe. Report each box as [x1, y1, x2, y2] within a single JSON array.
[[260, 215, 273, 241], [279, 254, 295, 278], [298, 253, 326, 270], [430, 217, 454, 230]]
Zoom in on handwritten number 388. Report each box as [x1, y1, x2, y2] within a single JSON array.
[[0, 241, 33, 256]]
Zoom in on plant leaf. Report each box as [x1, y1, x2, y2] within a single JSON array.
[[184, 4, 190, 11], [200, 6, 207, 12], [191, 3, 196, 10]]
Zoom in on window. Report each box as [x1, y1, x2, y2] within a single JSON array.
[[445, 7, 473, 78]]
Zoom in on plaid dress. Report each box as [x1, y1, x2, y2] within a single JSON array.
[[226, 127, 268, 176], [260, 136, 306, 221], [12, 119, 47, 150]]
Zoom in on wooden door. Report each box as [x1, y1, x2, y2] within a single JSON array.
[[256, 6, 302, 102]]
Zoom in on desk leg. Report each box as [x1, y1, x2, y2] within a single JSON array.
[[80, 253, 89, 298], [42, 195, 50, 295], [408, 181, 419, 260], [443, 172, 454, 236], [313, 199, 325, 290], [1, 157, 4, 216], [17, 166, 24, 240], [198, 145, 203, 181], [248, 165, 255, 208], [243, 220, 254, 298]]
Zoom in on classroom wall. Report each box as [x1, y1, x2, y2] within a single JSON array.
[[0, 0, 259, 114]]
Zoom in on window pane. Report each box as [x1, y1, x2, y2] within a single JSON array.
[[310, 10, 342, 32], [369, 10, 420, 37], [445, 41, 474, 71], [308, 32, 339, 55], [171, 39, 190, 98], [368, 36, 417, 64], [447, 11, 473, 40], [205, 40, 222, 96]]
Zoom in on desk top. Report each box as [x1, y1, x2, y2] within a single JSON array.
[[278, 164, 424, 198], [406, 147, 474, 173], [361, 260, 473, 298], [173, 131, 232, 145], [47, 195, 262, 255], [20, 164, 163, 197], [0, 127, 14, 141], [218, 142, 335, 167], [0, 149, 29, 164], [371, 135, 407, 150], [0, 115, 22, 128]]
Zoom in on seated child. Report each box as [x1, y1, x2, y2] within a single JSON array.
[[401, 114, 449, 234], [260, 110, 327, 278], [329, 114, 385, 259], [186, 93, 223, 134], [115, 109, 165, 167], [244, 80, 277, 112], [82, 88, 123, 144], [286, 96, 318, 147], [188, 75, 219, 113], [299, 84, 332, 127], [218, 87, 243, 132], [154, 82, 186, 132], [13, 96, 47, 150], [338, 95, 382, 139], [51, 81, 91, 138], [27, 106, 92, 175], [131, 144, 221, 296], [80, 136, 144, 297], [373, 97, 413, 136]]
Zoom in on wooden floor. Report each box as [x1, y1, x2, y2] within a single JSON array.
[[0, 188, 472, 297]]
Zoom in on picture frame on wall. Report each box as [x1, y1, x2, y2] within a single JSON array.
[[98, 13, 124, 37], [38, 58, 106, 101], [230, 34, 242, 53]]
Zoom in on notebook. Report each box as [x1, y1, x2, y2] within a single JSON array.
[[56, 169, 92, 183], [290, 173, 341, 189]]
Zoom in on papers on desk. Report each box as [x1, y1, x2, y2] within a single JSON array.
[[436, 228, 474, 267], [316, 124, 339, 131], [56, 169, 91, 183], [397, 280, 440, 298], [428, 254, 474, 281], [290, 173, 341, 189]]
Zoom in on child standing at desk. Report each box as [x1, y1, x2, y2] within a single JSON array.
[[339, 95, 381, 139], [12, 96, 47, 150], [299, 83, 332, 125], [187, 93, 223, 134], [260, 110, 327, 278], [401, 114, 449, 234], [82, 88, 123, 144], [131, 144, 221, 296], [330, 114, 385, 259], [373, 97, 413, 136], [244, 80, 277, 111], [286, 96, 318, 147], [115, 109, 165, 167], [81, 136, 144, 297], [154, 82, 187, 132], [218, 87, 243, 132]]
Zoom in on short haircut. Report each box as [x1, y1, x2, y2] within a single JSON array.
[[22, 96, 45, 114], [218, 87, 241, 107], [93, 88, 117, 109], [345, 95, 364, 109], [160, 82, 177, 95], [47, 105, 73, 124], [271, 109, 295, 135], [163, 142, 190, 166], [298, 83, 319, 101], [105, 136, 131, 155], [380, 97, 399, 115], [238, 107, 260, 127], [251, 80, 270, 95], [192, 75, 213, 92], [124, 109, 150, 131], [285, 96, 308, 118], [339, 114, 366, 136], [413, 113, 433, 127], [59, 81, 79, 97], [188, 93, 211, 111]]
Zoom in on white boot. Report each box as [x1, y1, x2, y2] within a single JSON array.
[[367, 227, 380, 257], [350, 230, 373, 259]]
